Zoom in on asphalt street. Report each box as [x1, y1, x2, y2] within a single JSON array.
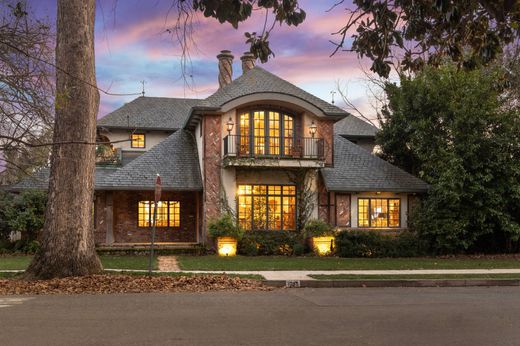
[[1, 286, 519, 345]]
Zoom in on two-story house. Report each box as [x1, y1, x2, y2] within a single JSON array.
[[13, 50, 428, 247]]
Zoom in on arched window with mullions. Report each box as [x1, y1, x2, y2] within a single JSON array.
[[238, 110, 295, 157]]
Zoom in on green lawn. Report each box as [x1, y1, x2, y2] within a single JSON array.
[[0, 255, 158, 271], [177, 255, 520, 271], [310, 274, 520, 280]]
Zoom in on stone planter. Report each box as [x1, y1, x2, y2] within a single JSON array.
[[216, 236, 238, 256]]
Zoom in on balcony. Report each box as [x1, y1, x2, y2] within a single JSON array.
[[223, 135, 325, 167]]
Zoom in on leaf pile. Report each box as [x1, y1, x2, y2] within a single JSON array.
[[0, 274, 269, 295]]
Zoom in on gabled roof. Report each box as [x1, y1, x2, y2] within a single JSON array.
[[334, 115, 378, 138], [96, 130, 202, 191], [11, 130, 203, 191], [321, 136, 429, 193], [205, 67, 349, 117], [97, 97, 206, 131]]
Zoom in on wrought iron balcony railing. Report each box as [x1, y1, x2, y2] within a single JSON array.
[[223, 135, 324, 160]]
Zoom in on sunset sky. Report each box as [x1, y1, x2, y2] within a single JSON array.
[[30, 0, 378, 121]]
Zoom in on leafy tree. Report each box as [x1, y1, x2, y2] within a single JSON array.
[[378, 65, 520, 253], [181, 1, 520, 77]]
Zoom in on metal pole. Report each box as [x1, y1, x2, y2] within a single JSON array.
[[148, 202, 157, 275]]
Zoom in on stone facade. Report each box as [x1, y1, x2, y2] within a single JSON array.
[[94, 190, 199, 244]]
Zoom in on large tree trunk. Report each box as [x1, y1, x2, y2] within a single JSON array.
[[25, 0, 102, 279]]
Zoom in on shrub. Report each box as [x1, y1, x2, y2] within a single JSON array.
[[335, 230, 428, 258], [0, 190, 47, 242], [207, 214, 244, 239], [302, 219, 334, 238], [238, 231, 300, 256]]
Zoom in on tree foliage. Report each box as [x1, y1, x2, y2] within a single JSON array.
[[0, 190, 47, 241], [331, 0, 520, 77], [378, 65, 520, 253], [183, 1, 520, 77]]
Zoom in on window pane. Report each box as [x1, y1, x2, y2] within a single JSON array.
[[389, 199, 400, 227], [370, 199, 388, 227], [253, 196, 267, 230], [238, 195, 252, 230], [283, 185, 296, 195], [253, 111, 265, 155], [284, 115, 294, 156], [252, 185, 266, 195], [154, 201, 168, 227], [282, 196, 296, 230], [268, 111, 280, 155], [131, 134, 145, 148], [239, 113, 250, 155], [358, 199, 369, 227], [267, 196, 282, 230], [168, 201, 180, 227], [138, 201, 151, 227]]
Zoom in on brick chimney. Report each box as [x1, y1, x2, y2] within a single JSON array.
[[217, 50, 234, 88], [240, 52, 255, 74]]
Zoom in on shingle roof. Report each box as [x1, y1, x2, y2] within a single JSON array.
[[97, 97, 206, 130], [205, 67, 349, 117], [95, 130, 202, 191], [10, 166, 119, 191], [334, 115, 378, 138], [10, 131, 202, 191], [321, 136, 429, 193]]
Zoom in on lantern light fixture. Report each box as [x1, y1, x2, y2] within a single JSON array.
[[226, 117, 234, 134], [309, 120, 317, 138]]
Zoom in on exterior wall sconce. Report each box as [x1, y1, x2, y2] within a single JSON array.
[[226, 117, 234, 134], [217, 236, 237, 256], [309, 120, 317, 138]]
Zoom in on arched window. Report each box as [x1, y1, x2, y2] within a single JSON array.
[[238, 110, 294, 156]]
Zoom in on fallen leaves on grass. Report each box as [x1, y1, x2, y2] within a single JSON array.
[[0, 274, 269, 295]]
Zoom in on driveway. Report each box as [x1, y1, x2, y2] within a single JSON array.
[[1, 287, 519, 345]]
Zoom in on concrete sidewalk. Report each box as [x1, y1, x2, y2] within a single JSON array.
[[182, 269, 520, 280], [4, 268, 520, 281]]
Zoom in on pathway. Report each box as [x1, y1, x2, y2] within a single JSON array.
[[157, 256, 180, 272]]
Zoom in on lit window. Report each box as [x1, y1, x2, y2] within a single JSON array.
[[138, 200, 181, 228], [237, 110, 294, 156], [237, 184, 296, 231], [357, 198, 400, 228], [131, 133, 145, 148]]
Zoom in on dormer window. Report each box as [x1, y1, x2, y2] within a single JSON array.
[[131, 133, 145, 148]]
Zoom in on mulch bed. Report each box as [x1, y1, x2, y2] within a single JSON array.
[[0, 274, 270, 295]]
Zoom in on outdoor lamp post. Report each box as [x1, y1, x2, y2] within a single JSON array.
[[309, 120, 317, 138], [226, 117, 234, 134]]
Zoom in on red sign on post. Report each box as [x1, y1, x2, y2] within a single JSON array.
[[154, 174, 162, 203]]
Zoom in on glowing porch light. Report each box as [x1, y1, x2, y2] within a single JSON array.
[[312, 236, 335, 256], [217, 237, 237, 256]]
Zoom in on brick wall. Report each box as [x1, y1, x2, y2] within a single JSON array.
[[317, 119, 334, 166], [94, 190, 198, 244], [317, 175, 330, 222], [203, 115, 222, 234]]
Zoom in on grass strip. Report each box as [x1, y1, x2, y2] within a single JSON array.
[[309, 274, 520, 280], [177, 255, 520, 271]]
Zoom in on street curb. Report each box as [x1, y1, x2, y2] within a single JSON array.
[[263, 279, 520, 288]]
